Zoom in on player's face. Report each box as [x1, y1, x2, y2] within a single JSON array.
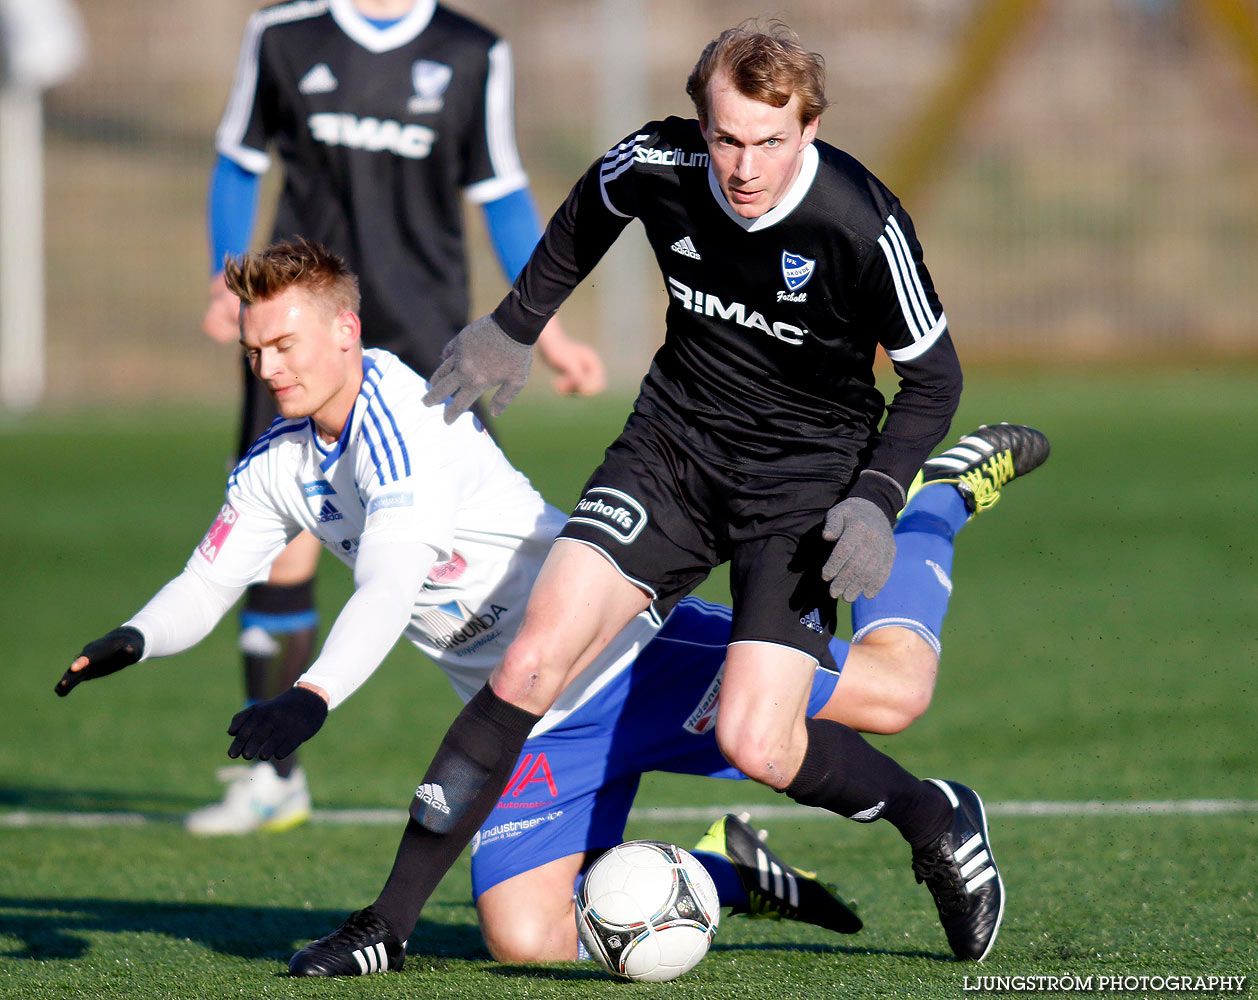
[[701, 71, 819, 219], [239, 286, 362, 439]]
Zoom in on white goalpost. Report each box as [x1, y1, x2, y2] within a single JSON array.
[[0, 0, 84, 413]]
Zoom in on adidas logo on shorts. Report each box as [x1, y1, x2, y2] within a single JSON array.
[[799, 608, 825, 634]]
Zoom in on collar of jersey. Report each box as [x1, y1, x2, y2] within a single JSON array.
[[312, 411, 351, 472], [312, 356, 377, 471], [329, 0, 436, 53], [706, 143, 819, 233]]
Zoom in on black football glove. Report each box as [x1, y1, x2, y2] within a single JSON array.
[[55, 626, 145, 697], [227, 686, 329, 761]]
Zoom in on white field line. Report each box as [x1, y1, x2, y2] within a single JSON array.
[[1, 799, 1257, 829]]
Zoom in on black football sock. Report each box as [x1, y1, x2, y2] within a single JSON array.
[[785, 716, 953, 850], [241, 580, 318, 780], [371, 684, 542, 942]]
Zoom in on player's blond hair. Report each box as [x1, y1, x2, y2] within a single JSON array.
[[686, 21, 829, 128], [223, 238, 361, 315]]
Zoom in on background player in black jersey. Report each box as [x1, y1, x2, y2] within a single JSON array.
[[277, 23, 1005, 968], [190, 0, 605, 834]]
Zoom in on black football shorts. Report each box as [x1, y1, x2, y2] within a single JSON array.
[[559, 414, 845, 667]]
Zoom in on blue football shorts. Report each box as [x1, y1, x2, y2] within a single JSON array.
[[469, 596, 845, 897]]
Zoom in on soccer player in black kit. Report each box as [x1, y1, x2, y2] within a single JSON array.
[[192, 0, 603, 834], [286, 22, 1011, 974]]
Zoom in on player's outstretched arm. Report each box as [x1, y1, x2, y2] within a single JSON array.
[[422, 313, 533, 423], [54, 627, 145, 696], [223, 531, 432, 759], [438, 153, 633, 423]]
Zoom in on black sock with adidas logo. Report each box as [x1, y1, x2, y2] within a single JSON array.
[[370, 683, 541, 943], [785, 716, 953, 850]]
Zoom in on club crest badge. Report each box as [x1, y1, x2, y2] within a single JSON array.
[[408, 60, 453, 113], [781, 250, 815, 292]]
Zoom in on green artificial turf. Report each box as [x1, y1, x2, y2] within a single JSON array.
[[2, 366, 1255, 997]]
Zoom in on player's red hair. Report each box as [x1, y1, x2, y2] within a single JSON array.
[[223, 237, 361, 316], [686, 21, 829, 128]]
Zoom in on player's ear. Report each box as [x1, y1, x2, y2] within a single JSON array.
[[801, 115, 819, 146], [335, 309, 362, 351]]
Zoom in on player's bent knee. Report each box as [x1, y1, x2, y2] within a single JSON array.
[[480, 905, 575, 963], [714, 726, 794, 789], [481, 922, 535, 963], [838, 629, 939, 734], [892, 680, 934, 731], [477, 855, 584, 962], [862, 675, 934, 734], [878, 642, 937, 732], [492, 639, 554, 706]]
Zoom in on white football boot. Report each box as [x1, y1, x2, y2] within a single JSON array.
[[184, 761, 312, 835]]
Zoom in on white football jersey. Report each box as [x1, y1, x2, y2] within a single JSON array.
[[163, 348, 658, 732]]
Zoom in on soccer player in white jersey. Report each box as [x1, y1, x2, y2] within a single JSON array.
[[196, 0, 606, 835], [54, 237, 1049, 973]]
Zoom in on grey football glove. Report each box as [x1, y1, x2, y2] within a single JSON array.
[[821, 497, 896, 603], [422, 314, 533, 424]]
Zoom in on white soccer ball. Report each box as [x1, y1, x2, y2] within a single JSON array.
[[575, 839, 720, 983]]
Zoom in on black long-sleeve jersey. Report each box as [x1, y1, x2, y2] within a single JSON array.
[[494, 117, 963, 520], [216, 0, 528, 375]]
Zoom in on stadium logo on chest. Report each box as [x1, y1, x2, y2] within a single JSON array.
[[408, 59, 453, 113], [633, 147, 709, 168], [571, 487, 647, 544]]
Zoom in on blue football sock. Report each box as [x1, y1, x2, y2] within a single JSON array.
[[691, 851, 749, 907], [851, 484, 967, 651], [906, 481, 971, 537]]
